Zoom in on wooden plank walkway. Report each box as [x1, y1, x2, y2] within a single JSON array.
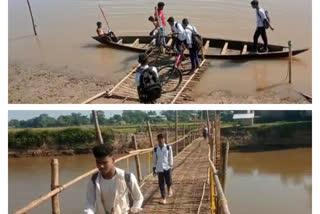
[[84, 54, 209, 104], [140, 138, 211, 214]]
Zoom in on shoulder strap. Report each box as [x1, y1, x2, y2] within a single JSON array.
[[125, 172, 132, 194], [256, 9, 264, 21], [154, 146, 158, 153], [167, 145, 170, 151], [91, 171, 99, 184]]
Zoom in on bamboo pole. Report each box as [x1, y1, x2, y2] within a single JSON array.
[[98, 5, 111, 31], [215, 112, 221, 167], [147, 121, 154, 148], [132, 135, 143, 182], [27, 0, 37, 36], [175, 111, 178, 153], [221, 141, 229, 192], [288, 41, 292, 84], [166, 131, 169, 144], [51, 159, 60, 214], [211, 120, 215, 164], [183, 124, 186, 149], [82, 65, 140, 104], [197, 182, 207, 214], [92, 110, 104, 144]]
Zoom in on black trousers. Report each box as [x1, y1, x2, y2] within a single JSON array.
[[253, 27, 268, 50], [189, 47, 199, 69], [158, 169, 172, 199]]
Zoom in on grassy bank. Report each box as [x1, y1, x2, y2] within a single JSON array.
[[222, 121, 312, 151]]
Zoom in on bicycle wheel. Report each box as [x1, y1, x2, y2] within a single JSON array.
[[157, 65, 182, 93]]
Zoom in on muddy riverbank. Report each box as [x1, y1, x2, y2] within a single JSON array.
[[9, 63, 310, 104]]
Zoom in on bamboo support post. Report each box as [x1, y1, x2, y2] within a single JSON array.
[[132, 135, 142, 182], [166, 131, 169, 144], [288, 41, 292, 84], [51, 159, 60, 214], [183, 125, 186, 149], [27, 0, 37, 36], [215, 112, 221, 166], [175, 111, 179, 153], [92, 110, 104, 144], [210, 167, 216, 214], [147, 121, 154, 147], [221, 141, 229, 192], [211, 121, 215, 163]]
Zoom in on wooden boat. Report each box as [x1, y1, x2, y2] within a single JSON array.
[[92, 35, 308, 60]]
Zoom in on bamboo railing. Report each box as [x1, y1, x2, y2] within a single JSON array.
[[13, 128, 200, 214]]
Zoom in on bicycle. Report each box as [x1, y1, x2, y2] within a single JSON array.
[[157, 48, 184, 93], [145, 28, 168, 59]]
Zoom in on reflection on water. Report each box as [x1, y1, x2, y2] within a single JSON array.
[[226, 148, 312, 214], [9, 0, 311, 95]]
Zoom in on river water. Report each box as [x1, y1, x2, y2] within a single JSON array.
[[8, 0, 312, 101], [9, 148, 311, 213]]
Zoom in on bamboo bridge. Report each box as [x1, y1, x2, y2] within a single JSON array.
[[13, 118, 230, 214]]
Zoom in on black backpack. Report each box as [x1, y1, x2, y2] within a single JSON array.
[[186, 26, 202, 51], [91, 171, 134, 207], [138, 67, 161, 103]]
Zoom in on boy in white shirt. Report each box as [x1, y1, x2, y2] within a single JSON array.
[[251, 0, 269, 52], [153, 134, 174, 204], [84, 144, 144, 214]]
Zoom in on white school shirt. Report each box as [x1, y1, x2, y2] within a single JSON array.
[[135, 65, 158, 87], [153, 144, 174, 172], [100, 173, 116, 213], [256, 8, 267, 27], [185, 25, 198, 48], [171, 21, 186, 41]]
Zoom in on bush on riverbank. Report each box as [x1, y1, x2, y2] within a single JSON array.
[[8, 127, 114, 150]]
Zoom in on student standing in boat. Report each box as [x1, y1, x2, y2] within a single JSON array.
[[84, 144, 144, 214], [183, 18, 200, 74], [167, 17, 186, 54], [153, 134, 174, 204], [154, 2, 166, 47], [135, 54, 161, 104], [251, 0, 270, 52]]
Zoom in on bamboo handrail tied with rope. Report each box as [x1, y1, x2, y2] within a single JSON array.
[[13, 128, 200, 214]]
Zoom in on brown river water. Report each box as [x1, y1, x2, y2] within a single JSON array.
[[9, 148, 311, 214], [8, 0, 312, 101]]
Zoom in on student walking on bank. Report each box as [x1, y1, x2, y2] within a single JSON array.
[[251, 0, 273, 53], [84, 144, 144, 214], [153, 134, 174, 204]]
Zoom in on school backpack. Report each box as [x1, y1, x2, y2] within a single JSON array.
[[91, 171, 134, 207], [186, 26, 203, 51], [154, 145, 170, 153], [257, 9, 271, 29], [138, 67, 161, 103]]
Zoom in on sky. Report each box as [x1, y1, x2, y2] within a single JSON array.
[[8, 110, 123, 120]]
